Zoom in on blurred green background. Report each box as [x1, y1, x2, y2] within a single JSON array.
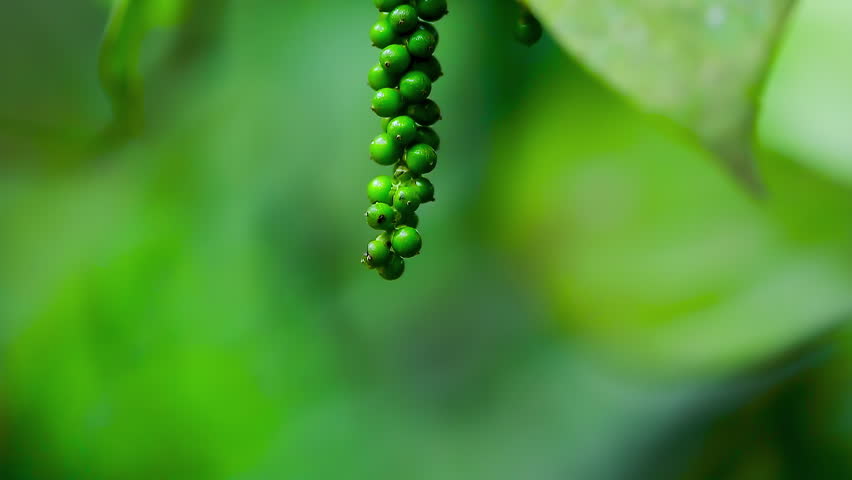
[[1, 1, 851, 479]]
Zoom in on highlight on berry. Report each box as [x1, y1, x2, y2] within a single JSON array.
[[362, 0, 446, 280]]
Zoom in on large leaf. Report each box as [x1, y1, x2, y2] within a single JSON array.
[[486, 58, 852, 378], [527, 0, 797, 191], [760, 0, 852, 187]]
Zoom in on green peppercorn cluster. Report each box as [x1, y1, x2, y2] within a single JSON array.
[[362, 0, 447, 280]]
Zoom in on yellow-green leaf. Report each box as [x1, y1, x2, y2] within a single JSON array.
[[527, 0, 797, 191]]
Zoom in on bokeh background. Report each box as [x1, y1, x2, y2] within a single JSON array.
[[1, 0, 852, 479]]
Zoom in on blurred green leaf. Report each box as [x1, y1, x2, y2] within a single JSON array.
[[527, 0, 797, 191], [759, 0, 852, 187], [487, 59, 852, 378], [99, 0, 147, 135], [98, 0, 188, 136]]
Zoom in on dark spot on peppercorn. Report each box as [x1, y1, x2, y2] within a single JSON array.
[[378, 214, 386, 223]]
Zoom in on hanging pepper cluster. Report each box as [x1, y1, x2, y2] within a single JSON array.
[[361, 0, 447, 280]]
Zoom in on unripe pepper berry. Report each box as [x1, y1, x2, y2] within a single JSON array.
[[371, 88, 404, 117], [367, 175, 395, 204], [392, 226, 423, 258], [412, 176, 435, 203], [374, 0, 408, 12], [400, 211, 419, 228], [414, 126, 440, 150], [416, 22, 439, 47], [365, 202, 397, 230], [388, 4, 419, 34], [415, 0, 448, 21], [399, 70, 432, 103], [378, 253, 405, 280], [368, 64, 398, 91], [375, 231, 393, 250], [405, 99, 441, 126], [514, 11, 543, 46], [393, 185, 422, 214], [404, 143, 437, 174], [370, 132, 402, 165], [376, 230, 392, 245], [370, 18, 399, 48], [410, 57, 443, 82], [386, 116, 418, 145], [365, 239, 392, 266], [406, 28, 437, 58], [379, 44, 412, 75]]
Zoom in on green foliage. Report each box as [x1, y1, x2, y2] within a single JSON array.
[[98, 0, 188, 136], [2, 0, 852, 478], [487, 58, 852, 377], [760, 0, 852, 187], [527, 0, 798, 191]]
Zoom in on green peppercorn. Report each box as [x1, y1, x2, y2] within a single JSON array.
[[371, 88, 404, 117], [367, 175, 395, 204], [379, 44, 412, 75], [388, 4, 419, 34], [412, 176, 435, 202], [406, 99, 441, 126], [368, 64, 398, 91], [392, 226, 422, 257], [409, 57, 443, 82], [370, 18, 399, 48], [514, 11, 543, 46], [386, 116, 418, 145], [376, 231, 393, 248], [378, 253, 405, 280], [416, 22, 439, 47], [365, 239, 392, 266], [404, 143, 437, 174], [400, 210, 419, 228], [415, 0, 448, 21], [399, 70, 432, 103], [406, 28, 437, 58], [414, 126, 440, 150], [370, 132, 402, 165], [374, 0, 407, 12], [393, 184, 421, 214], [365, 202, 397, 230]]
